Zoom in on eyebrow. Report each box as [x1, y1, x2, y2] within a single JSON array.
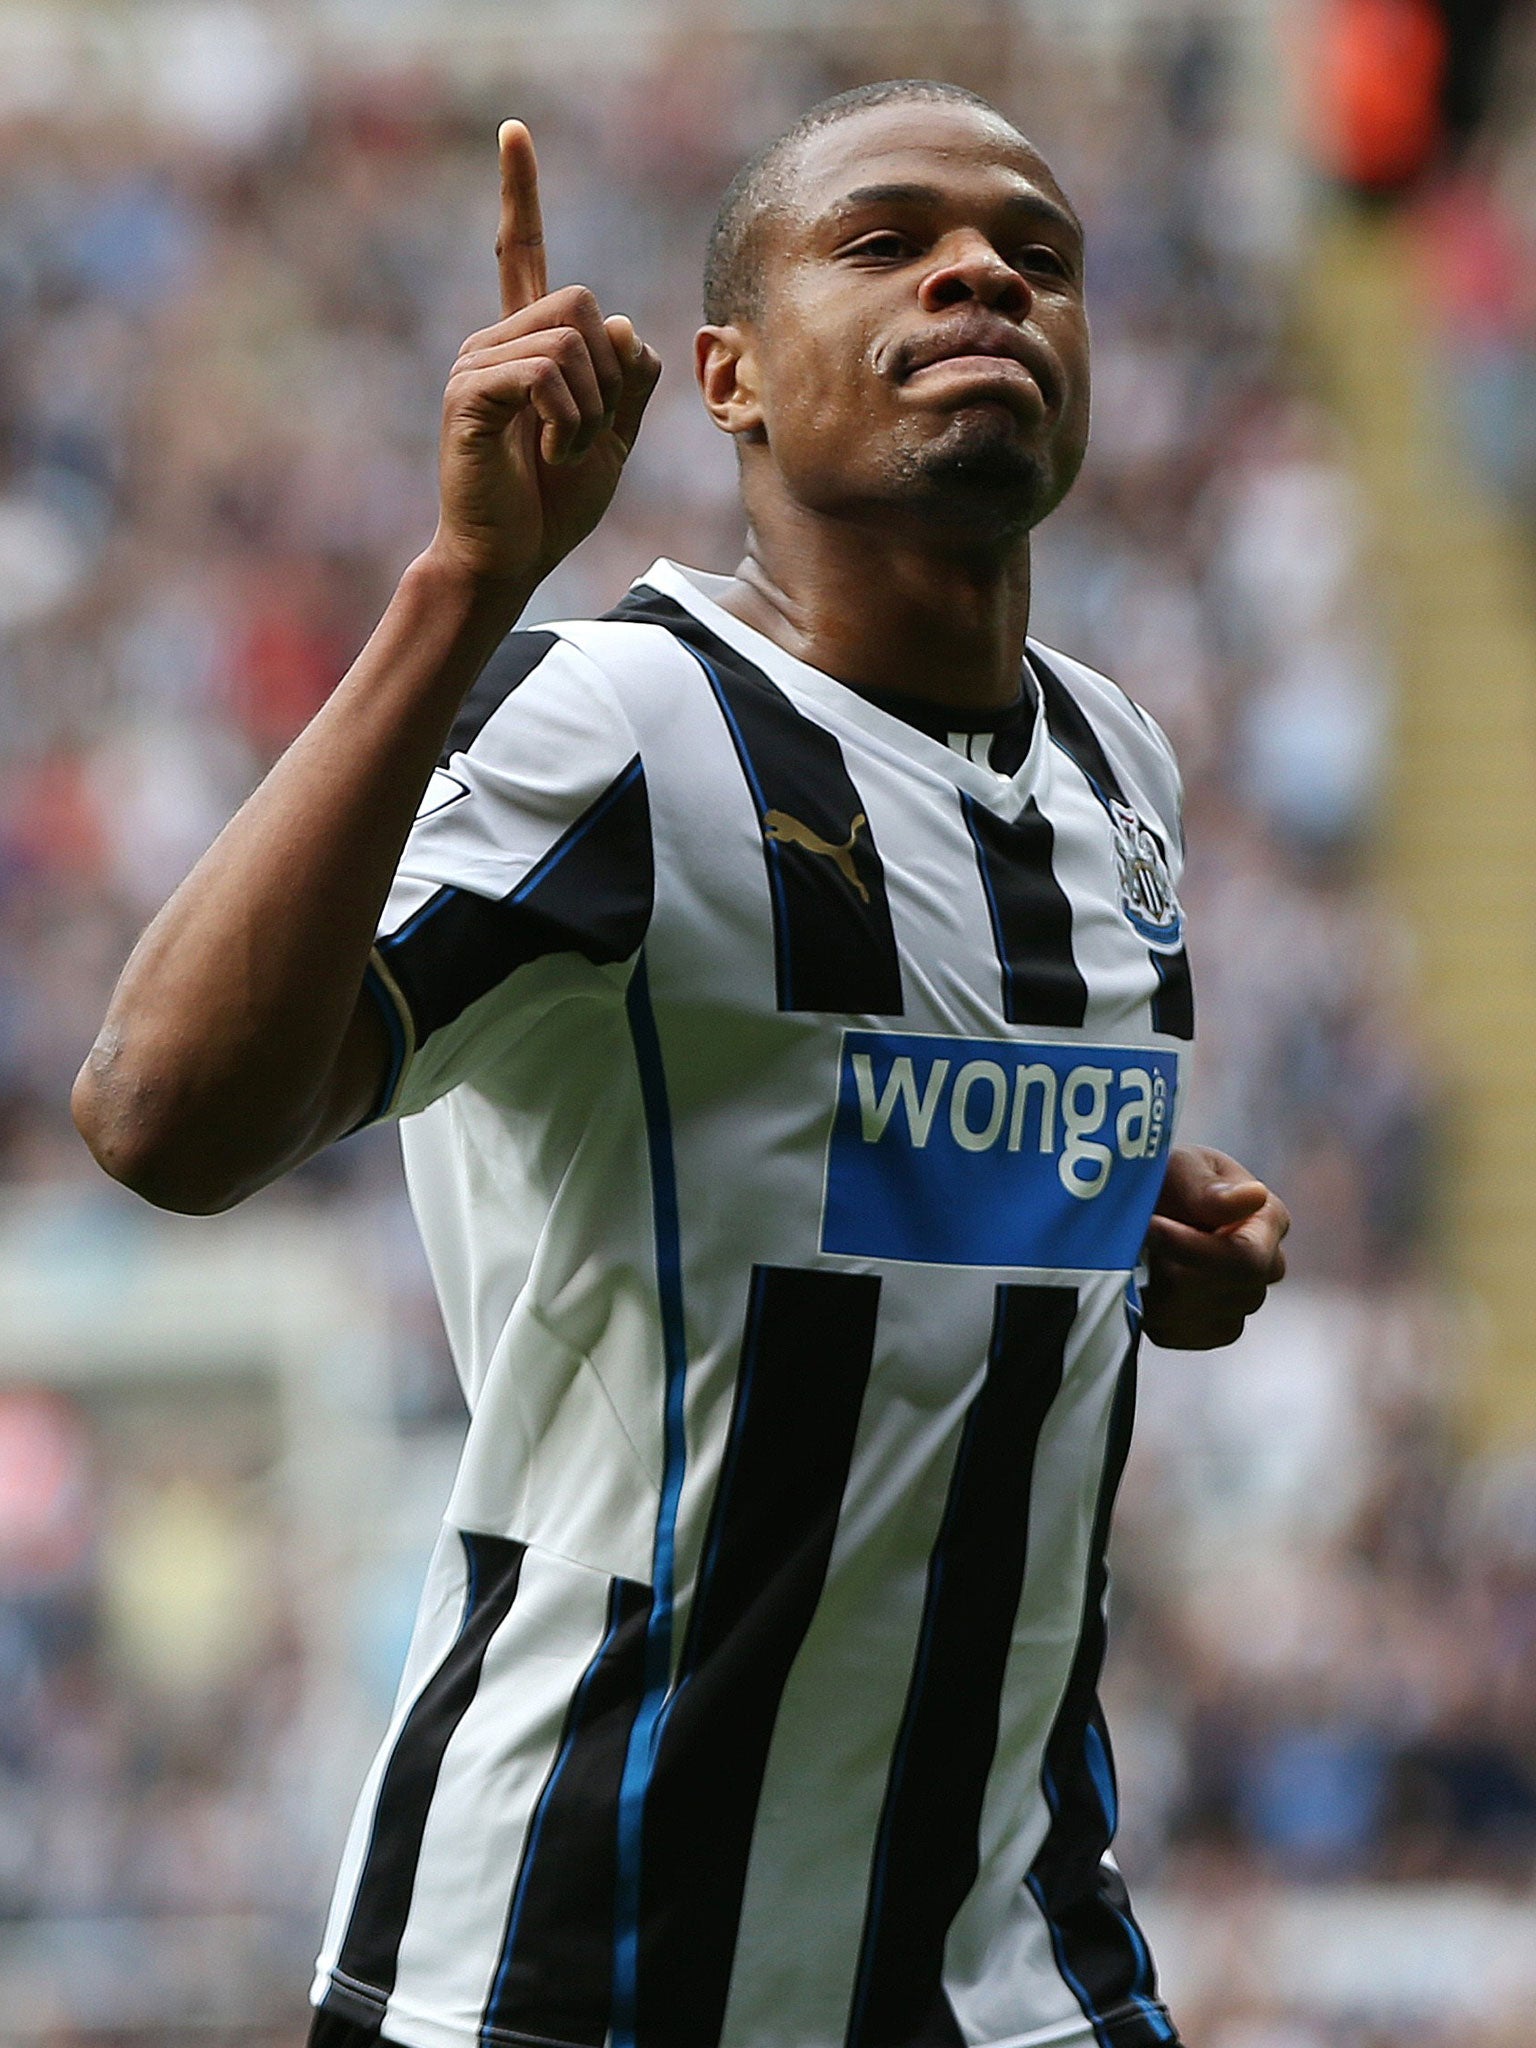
[[829, 180, 1083, 242]]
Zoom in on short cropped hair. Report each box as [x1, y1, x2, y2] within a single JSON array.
[[702, 78, 1024, 326]]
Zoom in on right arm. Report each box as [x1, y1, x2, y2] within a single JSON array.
[[71, 122, 660, 1213]]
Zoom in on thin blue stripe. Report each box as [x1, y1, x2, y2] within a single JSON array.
[[1114, 1912, 1173, 2036], [1085, 1721, 1117, 1834], [961, 792, 1018, 1019], [380, 754, 644, 957], [687, 649, 796, 1009], [1072, 1329, 1175, 2047], [611, 955, 690, 2048], [481, 1589, 626, 2042], [1037, 1759, 1174, 2043], [387, 888, 454, 947], [1076, 1732, 1173, 2036], [612, 1261, 768, 1926], [505, 754, 644, 903], [1026, 1869, 1115, 2048]]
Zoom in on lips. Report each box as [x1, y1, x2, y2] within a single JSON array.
[[897, 323, 1059, 411]]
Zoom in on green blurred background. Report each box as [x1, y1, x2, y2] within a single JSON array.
[[0, 1, 1533, 2042]]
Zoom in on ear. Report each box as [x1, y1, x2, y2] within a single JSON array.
[[695, 324, 765, 439]]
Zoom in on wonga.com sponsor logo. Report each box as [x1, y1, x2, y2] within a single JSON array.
[[821, 1031, 1178, 1271]]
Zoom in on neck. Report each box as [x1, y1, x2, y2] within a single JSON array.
[[714, 499, 1033, 713]]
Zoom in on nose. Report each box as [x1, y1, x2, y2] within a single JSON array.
[[917, 232, 1031, 316]]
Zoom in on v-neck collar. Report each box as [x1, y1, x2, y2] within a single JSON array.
[[638, 558, 1052, 809]]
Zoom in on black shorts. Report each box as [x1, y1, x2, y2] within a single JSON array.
[[307, 2012, 403, 2048]]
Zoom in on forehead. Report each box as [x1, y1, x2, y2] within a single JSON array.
[[784, 100, 1075, 232]]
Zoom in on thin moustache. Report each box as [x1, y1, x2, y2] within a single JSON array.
[[896, 324, 1059, 409]]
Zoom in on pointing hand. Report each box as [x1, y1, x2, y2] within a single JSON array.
[[427, 121, 662, 591]]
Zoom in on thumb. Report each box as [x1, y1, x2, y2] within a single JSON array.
[[1201, 1177, 1269, 1232], [1156, 1146, 1272, 1231], [605, 316, 662, 452]]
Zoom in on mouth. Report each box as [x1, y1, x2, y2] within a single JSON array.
[[896, 327, 1059, 413], [904, 355, 1047, 409]]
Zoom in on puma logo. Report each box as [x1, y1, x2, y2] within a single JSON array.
[[763, 810, 870, 903]]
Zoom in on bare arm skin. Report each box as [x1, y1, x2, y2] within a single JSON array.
[[71, 124, 660, 1212]]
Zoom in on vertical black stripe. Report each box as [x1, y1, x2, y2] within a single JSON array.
[[332, 1532, 526, 2012], [846, 1285, 1076, 2048], [1150, 949, 1194, 1041], [983, 688, 1038, 777], [307, 2010, 382, 2048], [1032, 652, 1193, 1049], [480, 1575, 653, 2047], [964, 794, 1089, 1028], [607, 587, 904, 1016], [633, 1265, 882, 2048], [443, 629, 559, 762], [1026, 1329, 1179, 2047], [1029, 653, 1129, 807]]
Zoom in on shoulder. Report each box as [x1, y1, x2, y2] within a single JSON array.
[[1028, 638, 1183, 840], [444, 613, 696, 769]]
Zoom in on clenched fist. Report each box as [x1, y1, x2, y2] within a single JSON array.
[[1142, 1144, 1289, 1350], [426, 121, 662, 592]]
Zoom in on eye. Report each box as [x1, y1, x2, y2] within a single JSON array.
[[1018, 244, 1074, 281], [846, 231, 918, 263]]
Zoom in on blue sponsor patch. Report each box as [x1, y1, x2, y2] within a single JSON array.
[[821, 1031, 1178, 1271]]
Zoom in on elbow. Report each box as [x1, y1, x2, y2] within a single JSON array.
[[71, 1050, 243, 1216]]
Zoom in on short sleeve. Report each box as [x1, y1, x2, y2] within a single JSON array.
[[1133, 704, 1186, 876], [360, 630, 653, 1122]]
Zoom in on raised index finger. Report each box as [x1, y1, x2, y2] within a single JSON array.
[[496, 120, 547, 316]]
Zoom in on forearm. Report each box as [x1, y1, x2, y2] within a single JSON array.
[[72, 551, 530, 1211]]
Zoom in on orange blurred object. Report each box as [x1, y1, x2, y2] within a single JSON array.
[[1313, 0, 1448, 192]]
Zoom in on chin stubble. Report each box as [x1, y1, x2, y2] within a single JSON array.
[[899, 412, 1051, 524]]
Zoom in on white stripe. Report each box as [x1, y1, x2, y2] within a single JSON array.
[[311, 1526, 472, 2007], [719, 1276, 998, 2047], [943, 1279, 1129, 2040], [384, 1542, 617, 2039], [1035, 746, 1157, 1030]]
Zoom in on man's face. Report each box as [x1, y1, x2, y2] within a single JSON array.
[[712, 101, 1092, 541]]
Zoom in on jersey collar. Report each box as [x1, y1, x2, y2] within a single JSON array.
[[638, 558, 1050, 808]]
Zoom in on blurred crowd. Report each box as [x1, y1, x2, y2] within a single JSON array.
[[0, 5, 1531, 2043], [1307, 0, 1536, 516], [1409, 3, 1536, 515]]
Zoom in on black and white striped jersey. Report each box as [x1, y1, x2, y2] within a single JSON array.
[[312, 558, 1193, 2048]]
